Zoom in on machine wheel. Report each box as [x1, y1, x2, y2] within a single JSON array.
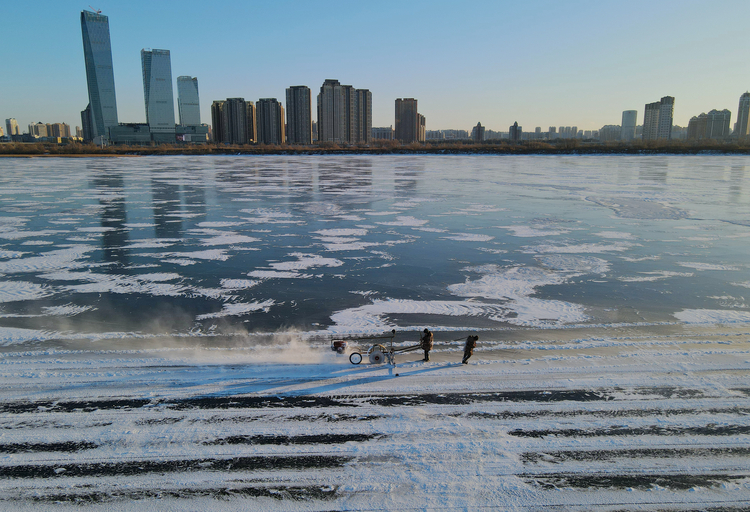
[[349, 352, 363, 364], [369, 350, 385, 364]]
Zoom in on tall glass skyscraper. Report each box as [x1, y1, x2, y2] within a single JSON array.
[[80, 10, 119, 140], [141, 49, 176, 140], [177, 76, 201, 127]]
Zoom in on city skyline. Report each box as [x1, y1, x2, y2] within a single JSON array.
[[2, 1, 749, 133]]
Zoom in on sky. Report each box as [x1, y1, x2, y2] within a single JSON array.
[[2, 0, 749, 133]]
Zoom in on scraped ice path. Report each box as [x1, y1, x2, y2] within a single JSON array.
[[0, 326, 748, 510]]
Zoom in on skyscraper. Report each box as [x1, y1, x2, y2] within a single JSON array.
[[736, 92, 750, 139], [80, 10, 118, 141], [256, 98, 285, 144], [141, 49, 176, 141], [177, 76, 201, 127], [5, 118, 20, 137], [285, 86, 312, 145], [395, 98, 419, 143], [621, 110, 637, 141]]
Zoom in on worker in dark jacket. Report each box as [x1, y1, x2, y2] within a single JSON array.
[[420, 328, 434, 361], [462, 335, 479, 364]]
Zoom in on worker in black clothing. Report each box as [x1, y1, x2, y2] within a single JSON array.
[[462, 335, 479, 364], [420, 328, 434, 361]]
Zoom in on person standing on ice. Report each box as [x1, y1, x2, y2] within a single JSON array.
[[420, 328, 433, 361], [462, 335, 479, 364]]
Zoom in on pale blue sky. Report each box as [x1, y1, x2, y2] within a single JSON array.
[[3, 0, 748, 133]]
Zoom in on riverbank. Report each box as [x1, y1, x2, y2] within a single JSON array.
[[2, 139, 750, 157]]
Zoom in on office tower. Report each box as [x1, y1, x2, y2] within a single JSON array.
[[317, 79, 346, 143], [285, 86, 312, 144], [548, 126, 556, 139], [141, 49, 176, 141], [177, 76, 201, 126], [509, 122, 521, 141], [621, 110, 638, 141], [5, 118, 20, 136], [418, 114, 426, 142], [211, 98, 255, 145], [80, 10, 118, 140], [76, 126, 83, 138], [472, 122, 485, 142], [736, 92, 750, 138], [395, 98, 419, 143], [256, 98, 285, 144]]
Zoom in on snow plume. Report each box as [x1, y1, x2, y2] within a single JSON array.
[[174, 329, 337, 365]]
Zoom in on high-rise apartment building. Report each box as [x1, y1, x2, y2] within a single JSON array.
[[28, 122, 48, 138], [177, 76, 201, 127], [621, 110, 637, 141], [5, 118, 20, 137], [354, 89, 372, 143], [49, 123, 71, 138], [80, 10, 118, 141], [657, 96, 674, 140], [643, 96, 674, 140], [395, 98, 419, 143], [688, 110, 732, 140], [509, 122, 522, 141], [317, 79, 346, 143], [256, 98, 285, 144], [736, 92, 750, 139], [285, 86, 312, 145], [211, 98, 256, 145], [471, 122, 485, 142], [317, 79, 371, 144], [642, 102, 660, 140], [141, 49, 176, 141], [706, 109, 731, 139]]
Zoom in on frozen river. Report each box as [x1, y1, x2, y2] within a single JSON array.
[[0, 154, 748, 348]]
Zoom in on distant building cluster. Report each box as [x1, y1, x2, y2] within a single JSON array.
[[2, 9, 749, 147]]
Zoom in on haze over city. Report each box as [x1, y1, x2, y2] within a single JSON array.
[[2, 0, 749, 133]]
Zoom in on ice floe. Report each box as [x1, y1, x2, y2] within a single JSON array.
[[677, 262, 741, 271], [0, 281, 53, 303], [441, 233, 495, 242], [523, 241, 635, 254], [195, 300, 275, 320]]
